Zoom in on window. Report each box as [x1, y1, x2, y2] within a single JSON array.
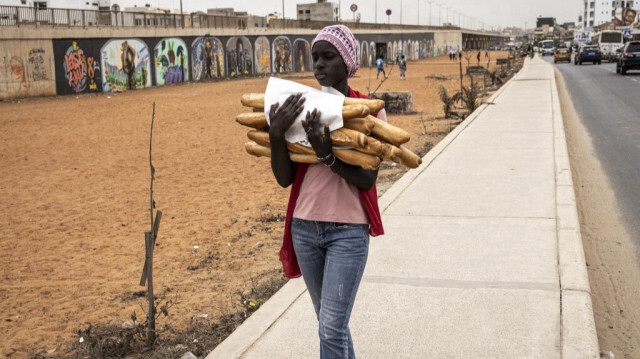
[[34, 1, 46, 8], [20, 0, 26, 4], [299, 10, 303, 14]]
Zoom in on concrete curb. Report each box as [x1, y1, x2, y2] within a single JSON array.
[[549, 64, 600, 358]]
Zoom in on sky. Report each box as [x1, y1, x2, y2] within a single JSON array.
[[111, 0, 583, 30]]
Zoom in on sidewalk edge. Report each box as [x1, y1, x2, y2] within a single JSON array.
[[205, 278, 307, 359], [550, 64, 599, 359]]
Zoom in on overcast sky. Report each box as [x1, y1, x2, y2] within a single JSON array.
[[112, 0, 583, 30]]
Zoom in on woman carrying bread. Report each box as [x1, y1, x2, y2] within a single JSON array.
[[268, 25, 385, 358]]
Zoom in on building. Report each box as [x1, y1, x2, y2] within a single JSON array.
[[582, 0, 636, 28], [207, 8, 267, 28], [296, 0, 338, 21], [0, 0, 110, 10]]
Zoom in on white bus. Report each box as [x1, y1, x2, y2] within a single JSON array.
[[539, 40, 555, 56], [593, 30, 624, 62]]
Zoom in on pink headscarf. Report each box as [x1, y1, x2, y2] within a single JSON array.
[[312, 24, 359, 78]]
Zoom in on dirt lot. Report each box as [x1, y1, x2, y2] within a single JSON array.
[[0, 53, 513, 358]]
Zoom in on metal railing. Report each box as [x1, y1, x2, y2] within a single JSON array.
[[0, 5, 247, 29]]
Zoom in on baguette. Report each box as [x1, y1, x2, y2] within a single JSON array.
[[333, 148, 381, 171], [246, 130, 270, 147], [330, 128, 369, 149], [342, 105, 370, 120], [342, 116, 375, 135], [343, 97, 385, 114], [237, 113, 268, 129], [368, 115, 411, 146], [245, 141, 317, 163], [398, 145, 422, 168], [241, 93, 265, 109]]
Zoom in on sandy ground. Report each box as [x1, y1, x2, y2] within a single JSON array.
[[557, 70, 640, 359], [0, 53, 511, 357]]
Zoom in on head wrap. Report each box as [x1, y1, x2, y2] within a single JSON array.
[[312, 24, 359, 78]]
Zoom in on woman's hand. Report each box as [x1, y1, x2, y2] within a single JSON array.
[[269, 93, 305, 138], [301, 109, 332, 159]]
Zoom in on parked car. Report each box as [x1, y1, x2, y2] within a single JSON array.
[[554, 48, 571, 63], [574, 45, 602, 65], [616, 41, 640, 75]]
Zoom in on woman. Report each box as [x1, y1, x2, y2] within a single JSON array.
[[268, 25, 385, 358]]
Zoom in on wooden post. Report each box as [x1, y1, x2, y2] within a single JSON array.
[[82, 9, 85, 28], [66, 9, 70, 27]]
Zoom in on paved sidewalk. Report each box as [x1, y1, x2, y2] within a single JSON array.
[[207, 57, 599, 359]]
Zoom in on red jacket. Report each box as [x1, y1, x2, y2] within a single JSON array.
[[279, 88, 384, 278]]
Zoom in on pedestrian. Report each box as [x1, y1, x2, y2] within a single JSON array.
[[449, 50, 453, 61], [267, 24, 385, 358], [376, 54, 387, 79], [485, 48, 489, 59], [477, 51, 481, 64], [399, 54, 407, 80]]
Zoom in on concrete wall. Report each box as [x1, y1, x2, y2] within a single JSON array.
[[0, 25, 494, 100], [0, 39, 56, 100]]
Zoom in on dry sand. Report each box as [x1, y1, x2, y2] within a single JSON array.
[[0, 53, 511, 357], [557, 70, 640, 359]]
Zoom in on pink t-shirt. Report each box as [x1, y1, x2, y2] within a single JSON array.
[[292, 109, 388, 224]]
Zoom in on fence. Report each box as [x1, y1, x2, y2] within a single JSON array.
[[0, 5, 246, 29]]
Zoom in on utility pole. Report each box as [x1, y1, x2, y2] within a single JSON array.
[[417, 0, 419, 25], [400, 0, 403, 25], [375, 0, 377, 23], [427, 1, 433, 26], [437, 3, 441, 26], [179, 0, 183, 28]]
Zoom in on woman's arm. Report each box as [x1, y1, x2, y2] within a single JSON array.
[[269, 93, 306, 188], [302, 109, 378, 190]]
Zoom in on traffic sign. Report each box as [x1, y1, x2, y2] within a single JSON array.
[[350, 4, 358, 12], [386, 9, 392, 16], [624, 29, 632, 39]]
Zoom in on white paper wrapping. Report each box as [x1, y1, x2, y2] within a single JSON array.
[[264, 77, 344, 144]]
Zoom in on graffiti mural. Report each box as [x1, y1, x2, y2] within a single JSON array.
[[1, 41, 56, 100], [370, 42, 376, 64], [154, 38, 188, 86], [191, 36, 225, 81], [226, 36, 252, 77], [254, 36, 271, 74], [272, 36, 292, 74], [101, 39, 150, 92], [360, 41, 369, 67], [62, 41, 100, 93], [293, 39, 311, 73]]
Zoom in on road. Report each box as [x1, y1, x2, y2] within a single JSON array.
[[547, 55, 640, 243]]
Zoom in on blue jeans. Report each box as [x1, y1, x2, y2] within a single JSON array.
[[291, 218, 370, 359]]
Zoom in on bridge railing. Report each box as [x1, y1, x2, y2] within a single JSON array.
[[0, 5, 245, 29]]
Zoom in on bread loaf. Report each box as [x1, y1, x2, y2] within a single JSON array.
[[238, 113, 268, 129], [342, 116, 375, 135], [343, 97, 385, 114], [368, 115, 411, 146], [333, 149, 381, 171]]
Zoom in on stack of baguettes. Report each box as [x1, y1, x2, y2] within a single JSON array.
[[237, 93, 422, 171]]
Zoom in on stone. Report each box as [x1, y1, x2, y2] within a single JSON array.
[[370, 91, 413, 114], [180, 352, 198, 359], [253, 241, 264, 249]]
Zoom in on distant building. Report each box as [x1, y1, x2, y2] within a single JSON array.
[[207, 7, 267, 28], [536, 17, 556, 28], [0, 0, 110, 9], [582, 0, 636, 28], [296, 0, 339, 21]]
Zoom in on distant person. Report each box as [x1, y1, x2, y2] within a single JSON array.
[[449, 50, 454, 61], [485, 49, 489, 59], [376, 55, 387, 79], [399, 55, 407, 80], [477, 51, 481, 64]]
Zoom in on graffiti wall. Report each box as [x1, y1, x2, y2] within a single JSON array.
[[0, 40, 56, 100], [226, 36, 252, 77], [293, 39, 311, 73], [1, 31, 447, 100], [53, 40, 101, 95], [154, 38, 189, 86], [100, 39, 151, 92], [191, 36, 225, 81], [272, 36, 292, 74], [254, 36, 271, 74]]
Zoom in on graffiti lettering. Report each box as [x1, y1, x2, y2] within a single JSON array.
[[28, 48, 48, 82], [64, 46, 87, 92], [86, 56, 99, 91]]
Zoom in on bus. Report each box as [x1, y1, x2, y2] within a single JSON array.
[[593, 30, 624, 62], [539, 40, 555, 56]]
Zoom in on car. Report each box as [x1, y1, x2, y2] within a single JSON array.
[[574, 45, 602, 65], [554, 48, 571, 63], [616, 41, 640, 75]]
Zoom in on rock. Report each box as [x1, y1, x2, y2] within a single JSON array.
[[369, 92, 413, 114], [600, 351, 615, 359], [180, 352, 198, 359], [253, 241, 264, 249], [174, 344, 187, 351]]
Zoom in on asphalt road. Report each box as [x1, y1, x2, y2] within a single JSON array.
[[546, 55, 640, 243]]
